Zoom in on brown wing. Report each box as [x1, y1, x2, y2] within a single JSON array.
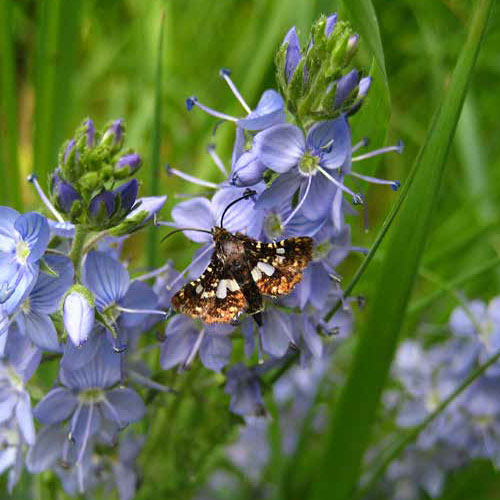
[[171, 253, 247, 324], [241, 236, 313, 297]]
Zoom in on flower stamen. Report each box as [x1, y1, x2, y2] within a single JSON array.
[[186, 96, 238, 122], [27, 174, 64, 222], [219, 68, 252, 114], [165, 164, 218, 189]]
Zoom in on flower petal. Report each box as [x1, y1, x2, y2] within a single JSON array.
[[3, 263, 39, 314], [16, 392, 36, 445], [171, 197, 213, 243], [48, 220, 75, 239], [14, 213, 50, 263], [334, 69, 359, 109], [282, 27, 301, 82], [26, 425, 67, 473], [60, 328, 102, 370], [18, 310, 60, 352], [0, 207, 19, 252], [302, 315, 323, 358], [30, 255, 74, 313], [261, 309, 294, 358], [254, 124, 305, 173], [34, 387, 78, 424], [63, 291, 95, 347], [238, 90, 285, 130], [103, 388, 146, 424], [119, 281, 158, 327], [82, 251, 130, 309], [125, 196, 167, 224], [300, 174, 335, 221], [231, 151, 267, 187], [4, 323, 42, 381], [255, 170, 301, 212], [307, 117, 350, 170], [200, 333, 232, 372]]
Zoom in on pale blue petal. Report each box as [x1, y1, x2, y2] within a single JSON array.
[[19, 311, 60, 352], [63, 292, 95, 347], [30, 255, 74, 313], [26, 425, 67, 473], [302, 316, 323, 358], [3, 263, 39, 314], [0, 207, 19, 252], [82, 251, 130, 309], [301, 174, 335, 221], [34, 387, 77, 424], [254, 124, 305, 173], [60, 328, 102, 370], [15, 392, 36, 445], [261, 309, 294, 357], [14, 213, 50, 263], [48, 220, 75, 238], [171, 197, 213, 243], [119, 281, 158, 327], [126, 196, 167, 225], [4, 323, 42, 381], [255, 170, 301, 212], [231, 151, 267, 187], [238, 90, 285, 130], [307, 117, 350, 170], [200, 333, 232, 372], [104, 388, 146, 424]]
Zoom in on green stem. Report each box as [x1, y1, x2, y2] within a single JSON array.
[[82, 230, 110, 254], [357, 347, 500, 498], [69, 225, 88, 277]]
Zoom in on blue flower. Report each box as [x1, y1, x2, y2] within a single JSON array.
[[0, 208, 50, 312], [13, 255, 74, 351], [160, 315, 233, 372], [254, 118, 356, 222], [63, 288, 95, 347], [224, 363, 266, 416], [34, 340, 146, 465]]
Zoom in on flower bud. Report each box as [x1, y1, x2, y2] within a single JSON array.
[[101, 118, 124, 149], [282, 26, 301, 83], [115, 153, 142, 176], [114, 178, 139, 212], [51, 171, 81, 213], [89, 190, 116, 218], [85, 118, 96, 148], [63, 287, 95, 347]]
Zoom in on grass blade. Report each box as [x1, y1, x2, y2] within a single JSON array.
[[310, 2, 494, 499], [0, 0, 22, 209], [147, 12, 166, 270]]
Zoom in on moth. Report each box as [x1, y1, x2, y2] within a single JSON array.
[[167, 191, 313, 326]]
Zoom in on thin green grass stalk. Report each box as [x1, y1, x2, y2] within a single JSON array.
[[408, 256, 500, 317], [0, 0, 22, 209], [310, 2, 494, 499], [147, 12, 166, 270], [357, 346, 500, 498]]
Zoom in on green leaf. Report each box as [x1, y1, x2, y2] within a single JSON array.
[[309, 2, 494, 499], [147, 12, 166, 270], [0, 0, 22, 210]]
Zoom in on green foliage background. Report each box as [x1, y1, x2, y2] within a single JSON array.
[[0, 0, 499, 498]]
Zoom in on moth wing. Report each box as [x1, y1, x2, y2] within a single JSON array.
[[171, 253, 247, 324], [242, 236, 313, 297]]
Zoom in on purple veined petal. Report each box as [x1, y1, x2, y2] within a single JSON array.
[[0, 207, 19, 252], [200, 333, 232, 372], [211, 184, 265, 237], [30, 255, 74, 314], [261, 309, 294, 358], [0, 257, 21, 305], [231, 151, 267, 187], [307, 117, 351, 170], [171, 197, 213, 243], [125, 196, 167, 224], [0, 447, 16, 475], [60, 339, 120, 390], [231, 126, 246, 166], [254, 124, 305, 173], [18, 310, 60, 352], [301, 315, 323, 358], [4, 323, 42, 381], [82, 251, 130, 309], [160, 331, 198, 370], [300, 173, 335, 221], [14, 213, 50, 264], [89, 190, 115, 217], [102, 388, 146, 425], [295, 266, 313, 309], [0, 393, 17, 424], [238, 90, 286, 130], [69, 404, 101, 453], [255, 170, 301, 212], [119, 280, 158, 327], [282, 27, 301, 82], [114, 179, 139, 212], [325, 13, 338, 37], [60, 328, 102, 370], [308, 264, 332, 311], [334, 69, 359, 109], [26, 424, 67, 473], [15, 392, 35, 445], [2, 263, 39, 314], [63, 292, 95, 347], [119, 433, 145, 464], [241, 319, 256, 358], [48, 220, 75, 239], [33, 387, 78, 424], [113, 462, 137, 500]]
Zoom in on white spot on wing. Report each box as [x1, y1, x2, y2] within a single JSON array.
[[258, 261, 275, 276], [251, 267, 262, 282], [227, 279, 240, 292], [216, 280, 227, 299], [195, 284, 203, 294], [276, 248, 285, 255]]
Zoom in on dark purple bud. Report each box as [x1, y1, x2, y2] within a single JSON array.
[[63, 140, 76, 164], [325, 13, 338, 37], [282, 26, 301, 83], [102, 118, 124, 147], [114, 179, 138, 212], [334, 69, 359, 109], [85, 119, 95, 148], [51, 172, 81, 213], [116, 153, 142, 174], [90, 190, 115, 217]]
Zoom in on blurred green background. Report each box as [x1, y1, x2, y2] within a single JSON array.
[[0, 0, 499, 498]]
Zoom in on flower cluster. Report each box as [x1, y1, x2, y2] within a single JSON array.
[[0, 13, 400, 499]]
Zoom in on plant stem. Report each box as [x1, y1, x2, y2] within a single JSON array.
[[357, 347, 500, 498], [82, 230, 110, 254], [69, 225, 88, 278]]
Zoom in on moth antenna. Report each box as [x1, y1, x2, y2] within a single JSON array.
[[161, 227, 213, 244], [219, 188, 257, 228]]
